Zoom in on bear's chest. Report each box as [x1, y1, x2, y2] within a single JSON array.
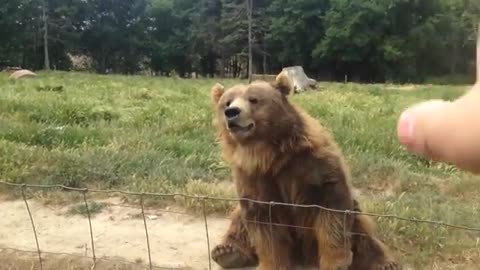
[[233, 169, 281, 202], [233, 169, 295, 226]]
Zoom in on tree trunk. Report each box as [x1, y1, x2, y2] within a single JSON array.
[[246, 0, 253, 82], [280, 66, 318, 94], [100, 54, 107, 74], [226, 57, 230, 77], [219, 56, 225, 78], [22, 45, 27, 68], [262, 34, 267, 74], [233, 55, 238, 78], [42, 0, 50, 70]]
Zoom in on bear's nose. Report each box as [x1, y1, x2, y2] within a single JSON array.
[[224, 107, 241, 119]]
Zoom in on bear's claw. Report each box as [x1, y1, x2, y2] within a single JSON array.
[[211, 243, 258, 269]]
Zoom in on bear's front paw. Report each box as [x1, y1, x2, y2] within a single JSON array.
[[212, 243, 258, 269]]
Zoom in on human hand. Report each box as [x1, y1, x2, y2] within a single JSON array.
[[397, 84, 480, 174]]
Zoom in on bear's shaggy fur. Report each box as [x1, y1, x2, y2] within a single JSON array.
[[209, 72, 401, 270]]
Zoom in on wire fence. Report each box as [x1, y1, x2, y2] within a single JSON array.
[[1, 180, 480, 270]]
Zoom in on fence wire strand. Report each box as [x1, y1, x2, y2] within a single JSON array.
[[201, 197, 212, 270], [343, 210, 349, 262], [4, 181, 480, 232], [268, 202, 275, 263], [21, 185, 43, 270], [140, 193, 153, 270], [82, 190, 97, 267], [3, 180, 480, 269]]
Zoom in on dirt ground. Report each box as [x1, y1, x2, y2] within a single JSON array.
[[0, 197, 235, 270], [2, 196, 478, 270]]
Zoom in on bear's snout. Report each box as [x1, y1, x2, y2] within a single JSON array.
[[222, 100, 255, 136], [224, 106, 241, 120]]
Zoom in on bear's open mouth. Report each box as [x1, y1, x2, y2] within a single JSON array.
[[227, 122, 254, 133]]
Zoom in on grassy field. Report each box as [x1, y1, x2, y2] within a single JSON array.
[[1, 71, 480, 268]]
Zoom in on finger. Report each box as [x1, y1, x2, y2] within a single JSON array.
[[397, 99, 450, 158]]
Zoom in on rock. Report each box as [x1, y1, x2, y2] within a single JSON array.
[[9, 69, 37, 80]]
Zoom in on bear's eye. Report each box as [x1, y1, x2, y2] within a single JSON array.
[[249, 97, 258, 104], [225, 100, 232, 107]]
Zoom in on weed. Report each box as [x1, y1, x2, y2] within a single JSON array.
[[67, 201, 106, 217]]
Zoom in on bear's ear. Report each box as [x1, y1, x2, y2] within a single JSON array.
[[273, 71, 293, 96], [211, 83, 225, 105]]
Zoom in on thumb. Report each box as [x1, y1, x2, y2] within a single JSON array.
[[397, 99, 450, 159], [397, 85, 480, 173]]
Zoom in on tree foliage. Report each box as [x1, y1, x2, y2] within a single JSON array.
[[1, 0, 478, 82]]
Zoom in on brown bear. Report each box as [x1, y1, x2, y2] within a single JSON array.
[[209, 72, 402, 270]]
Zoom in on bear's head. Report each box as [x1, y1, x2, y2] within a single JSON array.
[[210, 72, 300, 144]]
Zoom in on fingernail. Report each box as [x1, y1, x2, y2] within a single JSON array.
[[397, 111, 415, 146]]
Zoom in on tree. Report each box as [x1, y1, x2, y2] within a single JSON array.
[[0, 0, 477, 82], [247, 0, 253, 82], [42, 0, 50, 70], [313, 0, 392, 82], [267, 0, 328, 75], [0, 0, 43, 69], [190, 0, 223, 77], [79, 0, 150, 74]]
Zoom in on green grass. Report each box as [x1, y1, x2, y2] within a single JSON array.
[[1, 71, 480, 268]]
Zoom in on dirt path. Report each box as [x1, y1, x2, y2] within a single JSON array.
[[3, 196, 476, 270], [0, 197, 232, 270]]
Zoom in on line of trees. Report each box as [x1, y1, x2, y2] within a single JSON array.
[[0, 0, 479, 83]]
